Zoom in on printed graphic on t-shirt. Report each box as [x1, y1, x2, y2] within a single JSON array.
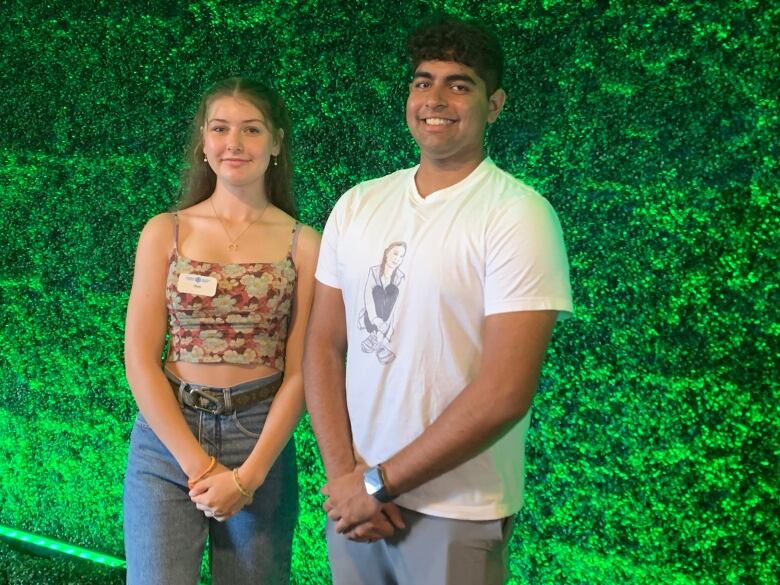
[[357, 241, 407, 365]]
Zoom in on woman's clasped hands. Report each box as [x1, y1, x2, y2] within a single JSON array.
[[188, 461, 255, 522]]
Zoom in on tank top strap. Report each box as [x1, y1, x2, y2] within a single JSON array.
[[287, 221, 302, 265], [172, 212, 180, 255]]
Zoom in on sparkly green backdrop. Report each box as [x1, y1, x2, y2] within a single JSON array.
[[0, 0, 777, 583]]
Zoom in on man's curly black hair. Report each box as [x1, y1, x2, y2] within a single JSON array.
[[405, 14, 504, 95]]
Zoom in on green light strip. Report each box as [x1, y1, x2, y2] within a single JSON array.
[[0, 524, 126, 569]]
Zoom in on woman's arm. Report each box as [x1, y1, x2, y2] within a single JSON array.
[[125, 213, 214, 479], [189, 225, 321, 518], [241, 225, 321, 487]]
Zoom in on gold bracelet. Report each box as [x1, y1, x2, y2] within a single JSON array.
[[232, 468, 252, 502], [187, 456, 216, 488]]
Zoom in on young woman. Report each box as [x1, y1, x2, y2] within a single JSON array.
[[123, 77, 319, 585]]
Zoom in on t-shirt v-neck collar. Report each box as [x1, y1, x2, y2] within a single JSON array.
[[406, 157, 494, 205]]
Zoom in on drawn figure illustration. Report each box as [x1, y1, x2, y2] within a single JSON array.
[[357, 241, 407, 364]]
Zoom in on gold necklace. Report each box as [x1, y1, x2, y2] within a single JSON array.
[[209, 198, 269, 251]]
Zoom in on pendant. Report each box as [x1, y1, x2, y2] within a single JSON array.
[[228, 243, 238, 251]]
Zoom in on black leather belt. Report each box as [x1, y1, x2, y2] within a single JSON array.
[[165, 371, 282, 416]]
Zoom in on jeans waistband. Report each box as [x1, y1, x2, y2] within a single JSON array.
[[164, 369, 283, 415]]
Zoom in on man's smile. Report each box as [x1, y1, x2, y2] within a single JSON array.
[[422, 117, 456, 126]]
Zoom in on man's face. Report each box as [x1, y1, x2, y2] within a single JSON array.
[[405, 60, 505, 166]]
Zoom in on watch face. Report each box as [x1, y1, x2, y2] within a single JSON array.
[[364, 467, 383, 495]]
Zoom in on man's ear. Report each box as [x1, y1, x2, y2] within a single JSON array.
[[487, 89, 506, 124]]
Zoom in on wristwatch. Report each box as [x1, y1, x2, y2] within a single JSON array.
[[363, 465, 394, 503]]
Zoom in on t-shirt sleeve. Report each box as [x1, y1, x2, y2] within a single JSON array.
[[484, 194, 573, 319], [314, 196, 344, 289]]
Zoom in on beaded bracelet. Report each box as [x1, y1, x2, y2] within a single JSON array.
[[232, 468, 253, 503], [187, 456, 216, 489]]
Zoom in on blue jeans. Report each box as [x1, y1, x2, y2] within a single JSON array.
[[123, 376, 298, 585]]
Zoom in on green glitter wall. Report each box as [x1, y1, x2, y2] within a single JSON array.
[[0, 0, 777, 583]]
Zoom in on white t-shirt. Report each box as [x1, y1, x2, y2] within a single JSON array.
[[316, 158, 573, 520]]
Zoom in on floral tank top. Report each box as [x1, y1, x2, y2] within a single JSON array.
[[166, 214, 299, 369]]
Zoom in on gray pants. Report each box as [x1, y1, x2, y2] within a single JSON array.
[[326, 507, 514, 585]]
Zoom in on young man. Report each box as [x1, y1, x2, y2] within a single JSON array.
[[303, 15, 573, 585]]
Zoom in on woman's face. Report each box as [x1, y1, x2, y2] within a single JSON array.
[[201, 95, 280, 191], [385, 245, 406, 271]]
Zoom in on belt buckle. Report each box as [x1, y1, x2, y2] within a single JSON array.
[[188, 386, 225, 415]]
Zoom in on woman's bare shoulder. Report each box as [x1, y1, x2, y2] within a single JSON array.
[[136, 212, 176, 253]]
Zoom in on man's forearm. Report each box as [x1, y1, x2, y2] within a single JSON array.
[[381, 310, 558, 497], [303, 344, 355, 480], [381, 376, 529, 496]]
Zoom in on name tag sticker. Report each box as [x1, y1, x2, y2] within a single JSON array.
[[177, 274, 218, 296]]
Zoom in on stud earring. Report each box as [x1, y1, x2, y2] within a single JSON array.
[[273, 156, 278, 167], [203, 155, 208, 162]]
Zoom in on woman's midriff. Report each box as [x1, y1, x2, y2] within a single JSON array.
[[166, 361, 280, 387]]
